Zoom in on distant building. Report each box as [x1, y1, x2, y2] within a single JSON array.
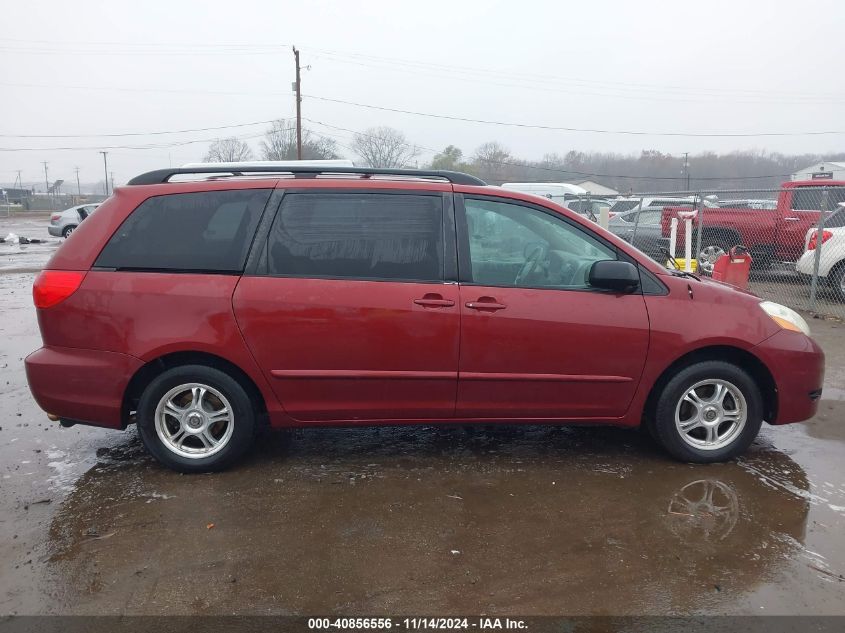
[[1, 187, 33, 203], [572, 180, 619, 196], [791, 162, 845, 181]]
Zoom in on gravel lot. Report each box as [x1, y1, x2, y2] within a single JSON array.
[[1, 214, 843, 615]]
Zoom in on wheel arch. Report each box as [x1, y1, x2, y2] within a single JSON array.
[[698, 226, 742, 247], [122, 351, 269, 428], [642, 345, 777, 429]]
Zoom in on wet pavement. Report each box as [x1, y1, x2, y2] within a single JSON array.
[[1, 214, 844, 616]]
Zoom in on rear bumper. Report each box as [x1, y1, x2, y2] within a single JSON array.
[[795, 249, 837, 278], [25, 346, 143, 429], [752, 330, 825, 425], [47, 225, 63, 237]]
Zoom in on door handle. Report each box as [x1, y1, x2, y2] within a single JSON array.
[[784, 217, 800, 221], [466, 298, 507, 311], [414, 296, 455, 308]]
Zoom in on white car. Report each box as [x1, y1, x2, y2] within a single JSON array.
[[795, 206, 845, 301], [48, 203, 100, 238], [609, 196, 719, 215]]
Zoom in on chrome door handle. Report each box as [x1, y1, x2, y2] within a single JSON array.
[[784, 217, 800, 221]]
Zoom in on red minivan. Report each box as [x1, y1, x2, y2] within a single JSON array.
[[25, 166, 825, 472]]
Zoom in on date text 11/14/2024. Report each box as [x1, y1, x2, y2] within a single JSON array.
[[308, 618, 528, 630]]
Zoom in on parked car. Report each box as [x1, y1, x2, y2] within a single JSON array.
[[607, 208, 665, 260], [48, 203, 100, 238], [26, 165, 824, 472], [795, 205, 845, 301], [609, 196, 715, 215], [661, 181, 845, 274], [565, 198, 613, 220]]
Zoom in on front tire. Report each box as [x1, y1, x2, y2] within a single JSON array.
[[136, 365, 256, 472], [652, 361, 763, 463]]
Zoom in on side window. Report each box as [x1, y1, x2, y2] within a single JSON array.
[[791, 188, 845, 212], [638, 210, 662, 225], [96, 189, 271, 272], [463, 198, 615, 289], [267, 193, 443, 282]]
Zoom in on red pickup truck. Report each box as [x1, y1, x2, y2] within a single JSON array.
[[661, 180, 845, 273]]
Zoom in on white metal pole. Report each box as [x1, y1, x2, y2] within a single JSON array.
[[669, 217, 678, 262]]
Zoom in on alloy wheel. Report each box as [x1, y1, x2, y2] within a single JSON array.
[[154, 382, 234, 459], [674, 379, 747, 451], [697, 245, 725, 275]]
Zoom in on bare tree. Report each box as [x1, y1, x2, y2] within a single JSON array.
[[260, 119, 339, 161], [204, 137, 254, 162], [352, 127, 419, 168], [471, 141, 512, 184]]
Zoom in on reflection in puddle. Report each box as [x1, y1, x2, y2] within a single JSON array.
[[667, 480, 739, 542], [44, 426, 811, 615]]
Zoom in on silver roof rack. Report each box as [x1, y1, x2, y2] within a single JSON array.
[[127, 166, 486, 186]]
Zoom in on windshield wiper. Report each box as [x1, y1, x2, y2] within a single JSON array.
[[669, 269, 701, 281]]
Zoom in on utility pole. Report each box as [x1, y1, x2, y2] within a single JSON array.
[[42, 161, 49, 195], [110, 171, 115, 193], [682, 152, 690, 191], [99, 151, 109, 195], [74, 166, 81, 196], [292, 46, 302, 160]]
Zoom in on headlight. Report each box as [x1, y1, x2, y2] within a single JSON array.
[[760, 301, 810, 336]]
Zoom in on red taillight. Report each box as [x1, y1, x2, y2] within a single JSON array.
[[50, 214, 61, 222], [32, 270, 86, 309], [808, 230, 833, 250]]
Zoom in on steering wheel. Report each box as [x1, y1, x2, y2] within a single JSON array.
[[515, 243, 548, 286]]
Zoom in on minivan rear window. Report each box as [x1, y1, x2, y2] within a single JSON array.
[[96, 189, 272, 272], [266, 192, 443, 282]]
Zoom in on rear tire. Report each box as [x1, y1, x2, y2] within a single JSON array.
[[136, 365, 256, 473], [652, 361, 763, 463], [62, 225, 77, 238], [830, 262, 845, 303], [696, 236, 732, 276]]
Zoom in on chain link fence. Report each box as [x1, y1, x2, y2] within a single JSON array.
[[579, 185, 845, 321]]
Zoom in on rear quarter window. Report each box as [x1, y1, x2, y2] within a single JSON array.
[[95, 189, 272, 272], [826, 208, 845, 228]]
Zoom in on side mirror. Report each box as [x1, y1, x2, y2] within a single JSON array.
[[589, 260, 640, 293]]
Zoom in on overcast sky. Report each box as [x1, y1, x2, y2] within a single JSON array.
[[2, 0, 844, 189]]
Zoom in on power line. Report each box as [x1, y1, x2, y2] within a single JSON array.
[[3, 38, 842, 101], [0, 119, 277, 139], [303, 51, 845, 105], [3, 78, 842, 137], [303, 95, 845, 138], [0, 129, 289, 152]]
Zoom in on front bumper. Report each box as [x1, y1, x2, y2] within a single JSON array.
[[25, 346, 144, 429], [752, 329, 825, 425]]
